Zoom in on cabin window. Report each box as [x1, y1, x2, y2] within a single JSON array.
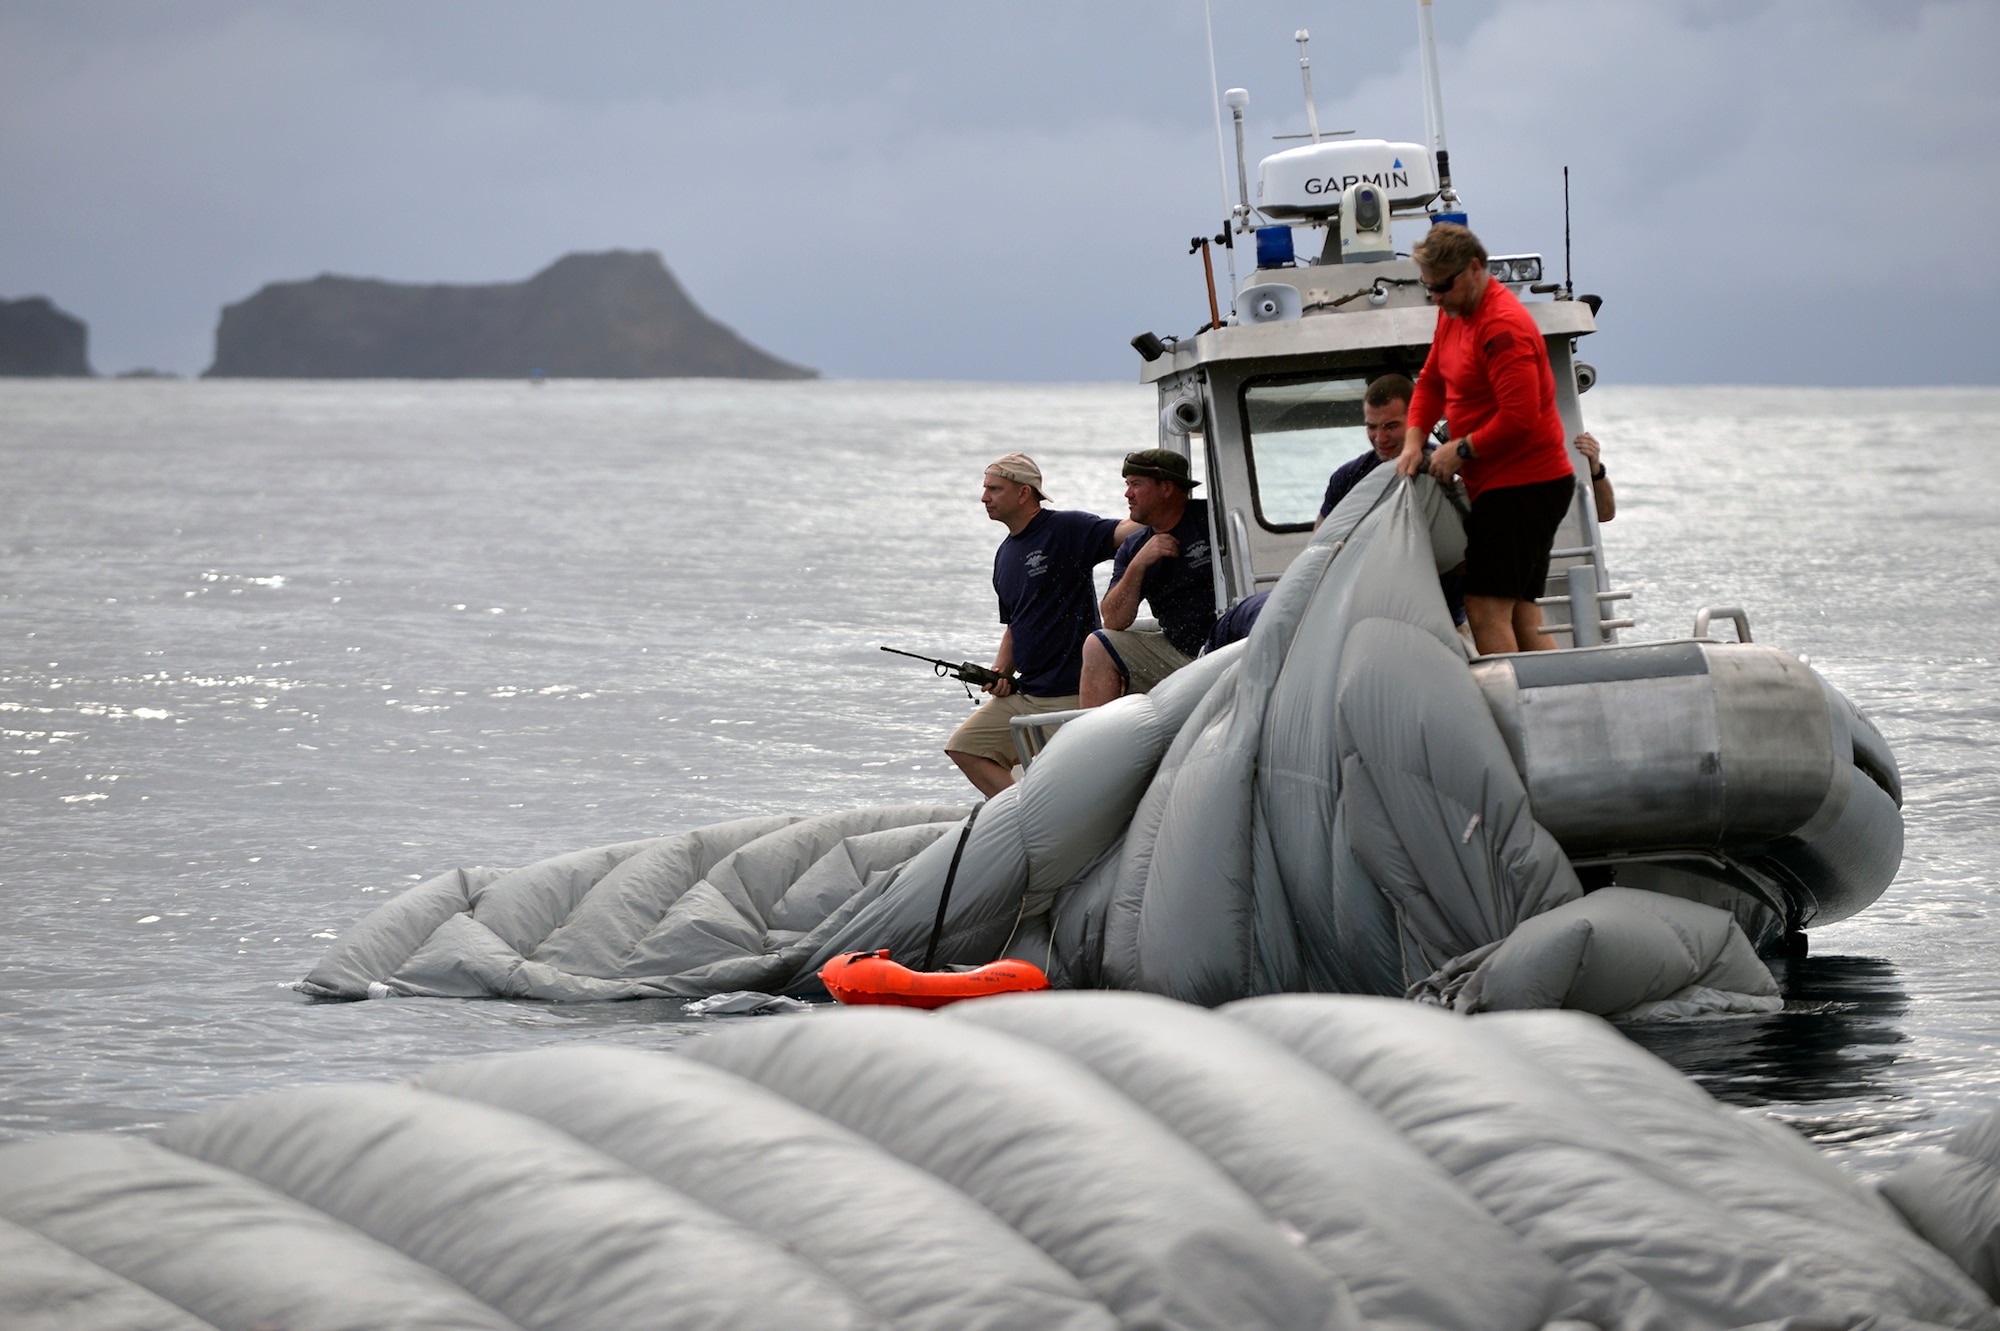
[[1240, 373, 1374, 530]]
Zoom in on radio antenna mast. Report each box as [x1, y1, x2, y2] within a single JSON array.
[[1417, 0, 1460, 214], [1295, 30, 1322, 144], [1203, 0, 1240, 306], [1563, 166, 1573, 297]]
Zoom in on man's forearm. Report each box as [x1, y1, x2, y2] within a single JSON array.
[[1406, 352, 1443, 436], [1100, 569, 1145, 631], [1401, 425, 1430, 454], [1592, 475, 1616, 522], [993, 627, 1015, 674]]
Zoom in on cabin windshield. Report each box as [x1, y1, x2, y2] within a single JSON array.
[[1240, 372, 1378, 530]]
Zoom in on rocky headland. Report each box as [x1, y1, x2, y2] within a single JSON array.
[[0, 296, 93, 376], [204, 250, 814, 380]]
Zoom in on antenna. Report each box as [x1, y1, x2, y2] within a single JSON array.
[[1203, 0, 1240, 307], [1295, 30, 1322, 144], [1225, 88, 1251, 217], [1563, 166, 1573, 298], [1417, 0, 1460, 212]]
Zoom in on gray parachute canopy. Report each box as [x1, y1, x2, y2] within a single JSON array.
[[2, 995, 1993, 1331], [301, 471, 1778, 1016]]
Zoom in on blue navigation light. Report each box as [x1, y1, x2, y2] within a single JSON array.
[[1255, 226, 1297, 268]]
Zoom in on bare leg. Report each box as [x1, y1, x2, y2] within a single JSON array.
[[946, 749, 1014, 798], [1465, 595, 1519, 656], [1078, 635, 1128, 709], [1511, 599, 1556, 651]]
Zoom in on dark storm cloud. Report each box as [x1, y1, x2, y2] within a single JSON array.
[[0, 0, 1990, 383]]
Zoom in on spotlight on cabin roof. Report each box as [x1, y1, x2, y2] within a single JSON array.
[[1488, 255, 1545, 285]]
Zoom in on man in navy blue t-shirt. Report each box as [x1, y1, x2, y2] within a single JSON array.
[[1313, 374, 1466, 628], [1079, 449, 1218, 708], [1316, 374, 1416, 525], [944, 453, 1129, 796]]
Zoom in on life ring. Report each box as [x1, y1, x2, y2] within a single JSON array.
[[819, 950, 1049, 1009]]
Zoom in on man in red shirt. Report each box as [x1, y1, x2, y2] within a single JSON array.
[[1394, 222, 1575, 655]]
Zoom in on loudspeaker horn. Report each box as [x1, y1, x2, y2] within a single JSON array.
[[1239, 283, 1302, 324]]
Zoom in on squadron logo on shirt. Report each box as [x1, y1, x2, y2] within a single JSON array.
[[1185, 539, 1210, 567], [1023, 551, 1050, 578]]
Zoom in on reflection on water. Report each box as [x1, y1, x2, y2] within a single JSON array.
[[1625, 956, 1918, 1151]]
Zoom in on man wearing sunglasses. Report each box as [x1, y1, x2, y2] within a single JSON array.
[[1395, 222, 1575, 655]]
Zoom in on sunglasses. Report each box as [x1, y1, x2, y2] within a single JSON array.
[[1423, 269, 1463, 295]]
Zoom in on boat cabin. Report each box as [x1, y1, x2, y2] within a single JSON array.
[[1137, 252, 1621, 646]]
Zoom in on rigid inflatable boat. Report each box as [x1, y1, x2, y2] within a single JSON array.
[[1111, 51, 1903, 950], [297, 9, 1901, 1018]]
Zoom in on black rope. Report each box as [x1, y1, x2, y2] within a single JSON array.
[[921, 802, 983, 971]]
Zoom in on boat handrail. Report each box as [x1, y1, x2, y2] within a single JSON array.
[[1536, 568, 1633, 647], [1538, 618, 1638, 640], [1227, 509, 1256, 600], [1692, 606, 1753, 643], [1011, 709, 1089, 770]]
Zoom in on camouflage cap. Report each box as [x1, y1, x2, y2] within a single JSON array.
[[1121, 448, 1199, 488]]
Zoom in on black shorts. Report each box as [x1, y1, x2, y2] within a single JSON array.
[[1462, 474, 1577, 602]]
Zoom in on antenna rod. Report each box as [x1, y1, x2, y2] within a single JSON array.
[[1563, 166, 1573, 298], [1417, 0, 1456, 203], [1227, 90, 1252, 218], [1295, 30, 1322, 144], [1203, 0, 1239, 307]]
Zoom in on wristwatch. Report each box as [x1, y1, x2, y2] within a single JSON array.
[[1591, 465, 1607, 481], [1455, 440, 1475, 461]]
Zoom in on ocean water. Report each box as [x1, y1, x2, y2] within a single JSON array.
[[2, 378, 1996, 1174]]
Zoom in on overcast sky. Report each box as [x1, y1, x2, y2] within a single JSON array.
[[2, 1, 1994, 384]]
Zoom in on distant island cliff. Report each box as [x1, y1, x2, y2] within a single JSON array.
[[204, 250, 815, 380], [0, 296, 93, 376]]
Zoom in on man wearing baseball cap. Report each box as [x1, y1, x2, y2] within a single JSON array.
[[1079, 448, 1218, 708], [944, 453, 1134, 797]]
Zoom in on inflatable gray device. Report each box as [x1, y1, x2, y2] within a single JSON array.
[[4, 993, 1998, 1330], [301, 470, 1903, 1018]]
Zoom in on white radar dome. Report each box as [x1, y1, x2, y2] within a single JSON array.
[[1257, 139, 1438, 219]]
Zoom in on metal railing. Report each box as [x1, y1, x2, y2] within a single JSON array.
[[1692, 606, 1752, 643], [1536, 463, 1625, 645], [1536, 565, 1634, 647], [1010, 709, 1087, 771]]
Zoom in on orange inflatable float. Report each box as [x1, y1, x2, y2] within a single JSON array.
[[818, 950, 1050, 1009]]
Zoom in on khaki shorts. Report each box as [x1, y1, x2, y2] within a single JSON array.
[[944, 690, 1081, 768], [1093, 628, 1193, 695]]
